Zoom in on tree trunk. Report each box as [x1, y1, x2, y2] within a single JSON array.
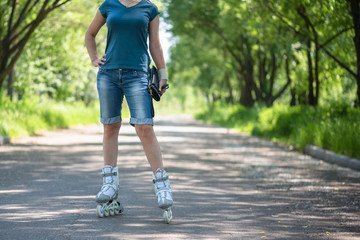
[[6, 32, 18, 100], [306, 39, 316, 105], [348, 0, 360, 107], [258, 45, 266, 96], [238, 36, 255, 107], [243, 62, 256, 107], [290, 88, 296, 106], [224, 71, 234, 104], [240, 78, 254, 107], [287, 55, 297, 106], [7, 66, 15, 100], [237, 67, 254, 107], [0, 0, 72, 92], [265, 50, 277, 107], [223, 51, 234, 104], [314, 40, 320, 105], [297, 3, 319, 106]]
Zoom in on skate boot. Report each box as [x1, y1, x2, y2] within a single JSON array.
[[153, 169, 173, 224], [95, 165, 124, 218]]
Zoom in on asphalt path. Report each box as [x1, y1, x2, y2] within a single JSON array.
[[0, 115, 359, 240]]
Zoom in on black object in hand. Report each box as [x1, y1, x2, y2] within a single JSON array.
[[148, 66, 169, 102]]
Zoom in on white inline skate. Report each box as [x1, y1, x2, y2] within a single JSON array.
[[95, 165, 124, 218], [153, 169, 173, 224]]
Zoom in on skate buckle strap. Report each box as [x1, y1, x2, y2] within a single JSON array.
[[101, 172, 117, 177], [153, 175, 168, 183]]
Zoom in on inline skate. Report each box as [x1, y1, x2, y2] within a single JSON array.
[[153, 169, 173, 224], [95, 165, 124, 217]]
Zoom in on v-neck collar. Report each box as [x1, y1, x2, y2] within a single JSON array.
[[117, 0, 143, 9]]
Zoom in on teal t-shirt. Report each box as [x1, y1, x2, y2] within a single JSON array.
[[99, 0, 160, 72]]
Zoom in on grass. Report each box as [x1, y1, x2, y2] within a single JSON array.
[[0, 95, 101, 138], [195, 101, 360, 160], [3, 93, 358, 160]]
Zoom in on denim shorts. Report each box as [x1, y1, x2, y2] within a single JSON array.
[[97, 68, 154, 125]]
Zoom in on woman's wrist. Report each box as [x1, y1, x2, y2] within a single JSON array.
[[158, 68, 168, 80]]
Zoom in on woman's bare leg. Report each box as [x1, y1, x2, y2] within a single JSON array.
[[135, 124, 163, 172], [103, 122, 121, 167]]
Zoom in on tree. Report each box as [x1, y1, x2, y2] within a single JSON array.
[[166, 0, 293, 107], [347, 0, 360, 106], [0, 0, 71, 92], [6, 0, 106, 104], [265, 0, 358, 106], [165, 0, 358, 107]]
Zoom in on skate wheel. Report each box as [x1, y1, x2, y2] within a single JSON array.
[[163, 208, 172, 224], [96, 205, 104, 218], [115, 202, 123, 215], [115, 209, 120, 215], [104, 208, 110, 217], [109, 208, 115, 216]]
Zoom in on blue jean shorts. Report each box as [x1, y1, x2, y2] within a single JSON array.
[[97, 68, 154, 125]]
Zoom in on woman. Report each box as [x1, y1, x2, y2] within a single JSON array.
[[85, 0, 173, 223]]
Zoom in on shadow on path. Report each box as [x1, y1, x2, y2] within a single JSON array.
[[0, 115, 359, 240]]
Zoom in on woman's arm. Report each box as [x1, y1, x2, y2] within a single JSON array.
[[149, 15, 168, 94], [85, 9, 107, 68]]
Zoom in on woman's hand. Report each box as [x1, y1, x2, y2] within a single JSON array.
[[92, 54, 106, 68], [159, 79, 168, 95]]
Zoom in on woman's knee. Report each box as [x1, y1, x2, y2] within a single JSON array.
[[103, 122, 121, 137], [135, 124, 154, 139]]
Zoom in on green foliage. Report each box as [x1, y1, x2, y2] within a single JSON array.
[[153, 84, 205, 115], [196, 103, 360, 159], [0, 94, 100, 138], [168, 32, 233, 104], [165, 0, 358, 107], [195, 102, 260, 132], [6, 0, 106, 104]]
